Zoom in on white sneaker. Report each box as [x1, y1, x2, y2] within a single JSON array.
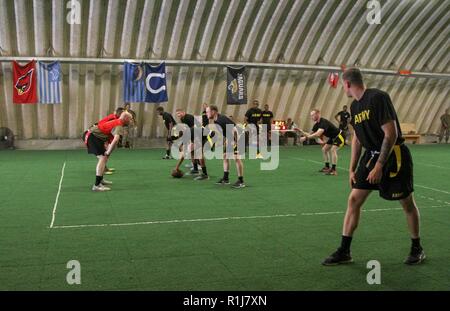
[[92, 184, 111, 192], [101, 179, 113, 185], [256, 153, 264, 159]]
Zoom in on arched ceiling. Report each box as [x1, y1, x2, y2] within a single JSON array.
[[0, 0, 449, 139]]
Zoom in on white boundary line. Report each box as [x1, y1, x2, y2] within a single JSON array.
[[291, 157, 450, 196], [51, 214, 297, 229], [415, 162, 450, 170], [50, 204, 449, 229], [49, 162, 66, 228], [50, 157, 449, 230]]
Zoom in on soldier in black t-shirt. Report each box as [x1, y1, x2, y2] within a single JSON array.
[[245, 100, 263, 158], [335, 105, 352, 144], [322, 67, 424, 267], [156, 106, 177, 159], [172, 109, 209, 180], [300, 109, 345, 175], [261, 104, 274, 145], [206, 105, 245, 189]]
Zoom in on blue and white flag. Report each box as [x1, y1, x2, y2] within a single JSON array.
[[123, 62, 146, 102], [123, 62, 168, 103], [144, 63, 168, 103], [38, 61, 62, 104]]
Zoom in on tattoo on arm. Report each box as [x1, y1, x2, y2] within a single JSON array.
[[377, 137, 394, 165], [377, 121, 397, 166]]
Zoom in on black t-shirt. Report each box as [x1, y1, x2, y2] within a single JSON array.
[[214, 114, 236, 133], [245, 108, 262, 124], [202, 110, 209, 127], [162, 112, 176, 130], [261, 110, 274, 125], [180, 113, 195, 128], [350, 88, 404, 151], [337, 111, 351, 129], [312, 118, 340, 139]]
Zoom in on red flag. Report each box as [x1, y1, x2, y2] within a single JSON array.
[[13, 60, 38, 104], [328, 72, 339, 88]]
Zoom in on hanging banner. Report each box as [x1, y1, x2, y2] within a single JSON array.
[[124, 62, 168, 103], [226, 66, 247, 105], [144, 62, 168, 103], [123, 62, 146, 102], [13, 60, 38, 104], [38, 61, 62, 104]]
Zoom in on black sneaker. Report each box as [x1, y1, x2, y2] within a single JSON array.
[[322, 249, 353, 266], [215, 178, 230, 185], [162, 155, 171, 159], [319, 167, 331, 173], [231, 180, 246, 189], [404, 247, 426, 265]]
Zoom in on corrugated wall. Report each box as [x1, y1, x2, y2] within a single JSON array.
[[0, 0, 449, 139]]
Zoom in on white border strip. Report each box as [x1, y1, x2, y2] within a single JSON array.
[[49, 162, 66, 228]]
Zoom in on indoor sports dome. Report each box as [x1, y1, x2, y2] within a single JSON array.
[[0, 0, 449, 297]]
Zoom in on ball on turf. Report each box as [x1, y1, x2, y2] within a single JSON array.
[[171, 169, 184, 178]]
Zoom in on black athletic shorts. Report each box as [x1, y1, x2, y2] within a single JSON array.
[[353, 144, 414, 200], [87, 134, 106, 156], [326, 131, 345, 148]]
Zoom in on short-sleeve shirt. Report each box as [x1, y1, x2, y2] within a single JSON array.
[[337, 111, 351, 129], [90, 119, 124, 142], [162, 112, 176, 130], [214, 114, 236, 133], [350, 88, 404, 151], [180, 114, 195, 128], [97, 113, 118, 125], [261, 110, 274, 125], [312, 118, 340, 139], [245, 108, 262, 124]]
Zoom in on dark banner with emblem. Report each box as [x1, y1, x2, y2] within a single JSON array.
[[226, 66, 247, 105]]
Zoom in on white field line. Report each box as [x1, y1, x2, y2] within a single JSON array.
[[50, 204, 448, 230], [49, 162, 66, 228], [291, 157, 450, 195]]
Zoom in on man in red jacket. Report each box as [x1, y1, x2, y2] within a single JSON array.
[[84, 111, 133, 191]]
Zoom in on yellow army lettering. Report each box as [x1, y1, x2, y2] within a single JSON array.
[[354, 110, 370, 125]]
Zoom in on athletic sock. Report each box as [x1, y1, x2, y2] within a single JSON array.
[[332, 164, 336, 170], [325, 162, 330, 168], [166, 149, 170, 156], [193, 162, 198, 171], [223, 171, 229, 180], [411, 237, 421, 249], [339, 235, 352, 253], [95, 175, 102, 186], [202, 166, 208, 176], [238, 176, 244, 183]]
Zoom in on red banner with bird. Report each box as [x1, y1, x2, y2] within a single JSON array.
[[13, 60, 38, 104]]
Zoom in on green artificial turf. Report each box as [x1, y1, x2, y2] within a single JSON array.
[[0, 144, 449, 290]]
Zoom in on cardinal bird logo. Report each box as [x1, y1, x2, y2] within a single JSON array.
[[15, 69, 34, 95]]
